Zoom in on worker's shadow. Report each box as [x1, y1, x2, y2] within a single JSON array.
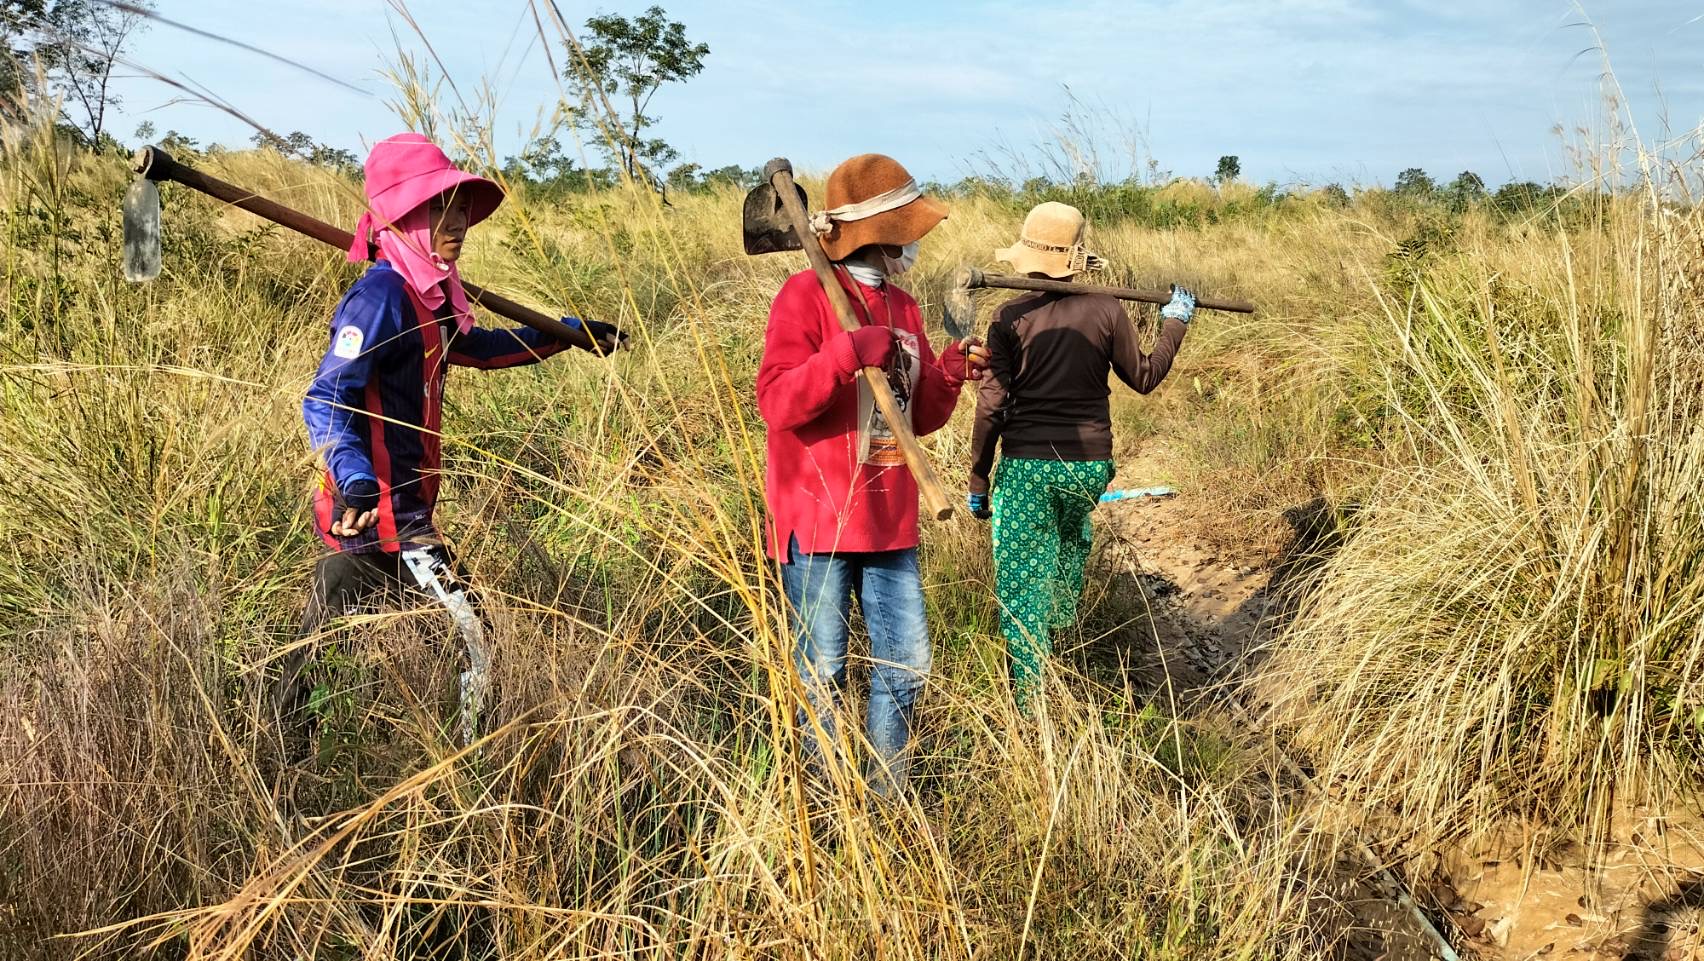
[[1228, 495, 1351, 673], [1624, 874, 1704, 960]]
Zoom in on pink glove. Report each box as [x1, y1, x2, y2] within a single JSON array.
[[837, 325, 896, 374]]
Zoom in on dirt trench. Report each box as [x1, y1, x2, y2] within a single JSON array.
[[1086, 451, 1704, 961]]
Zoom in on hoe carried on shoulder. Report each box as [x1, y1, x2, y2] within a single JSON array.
[[121, 145, 601, 352], [742, 157, 954, 522], [955, 266, 1256, 315]]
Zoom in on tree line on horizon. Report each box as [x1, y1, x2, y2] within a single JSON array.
[[3, 2, 1576, 220]]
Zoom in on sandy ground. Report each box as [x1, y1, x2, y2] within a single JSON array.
[[1088, 445, 1704, 961]]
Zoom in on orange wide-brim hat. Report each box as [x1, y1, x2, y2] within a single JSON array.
[[813, 153, 948, 261]]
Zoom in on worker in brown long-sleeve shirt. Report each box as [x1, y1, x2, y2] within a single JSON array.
[[967, 201, 1193, 704]]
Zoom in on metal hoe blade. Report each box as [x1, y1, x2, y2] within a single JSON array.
[[122, 176, 161, 282], [741, 180, 808, 255]]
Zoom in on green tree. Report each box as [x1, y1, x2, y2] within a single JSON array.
[[308, 143, 358, 174], [565, 5, 708, 185], [1, 0, 150, 142], [252, 129, 314, 156], [1, 1, 46, 119], [666, 161, 702, 193], [1448, 170, 1485, 195], [1394, 167, 1435, 196], [52, 0, 146, 144], [250, 129, 358, 173], [503, 134, 578, 188], [1214, 155, 1240, 185], [1444, 170, 1486, 209], [500, 133, 619, 195], [1493, 180, 1553, 215], [702, 164, 758, 190], [156, 128, 198, 154], [1319, 183, 1351, 208]]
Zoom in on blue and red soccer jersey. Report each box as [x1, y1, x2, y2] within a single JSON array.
[[303, 261, 567, 553]]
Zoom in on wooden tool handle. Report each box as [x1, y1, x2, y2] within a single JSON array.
[[132, 146, 597, 350], [762, 158, 954, 522], [960, 266, 1255, 314]]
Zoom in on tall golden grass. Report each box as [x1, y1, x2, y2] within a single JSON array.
[[1257, 180, 1704, 849], [0, 121, 1336, 959], [3, 56, 1702, 959]]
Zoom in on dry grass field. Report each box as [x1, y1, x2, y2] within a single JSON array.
[[2, 99, 1702, 959]]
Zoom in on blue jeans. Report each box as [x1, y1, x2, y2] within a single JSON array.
[[779, 536, 931, 798]]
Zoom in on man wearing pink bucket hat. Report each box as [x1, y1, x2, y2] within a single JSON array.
[[273, 133, 622, 752]]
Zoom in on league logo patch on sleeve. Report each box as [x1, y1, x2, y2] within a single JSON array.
[[333, 325, 365, 359]]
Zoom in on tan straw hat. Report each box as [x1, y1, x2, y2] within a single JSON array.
[[995, 201, 1104, 278], [813, 154, 948, 261]]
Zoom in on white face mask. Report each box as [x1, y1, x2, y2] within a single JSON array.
[[882, 241, 919, 275], [842, 241, 920, 287]]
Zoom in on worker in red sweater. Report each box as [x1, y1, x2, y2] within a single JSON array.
[[756, 153, 989, 798]]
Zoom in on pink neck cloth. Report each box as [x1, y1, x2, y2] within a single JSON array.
[[347, 204, 474, 334]]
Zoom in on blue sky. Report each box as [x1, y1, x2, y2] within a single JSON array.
[[109, 1, 1704, 187]]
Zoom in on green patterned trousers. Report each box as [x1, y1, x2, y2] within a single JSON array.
[[991, 457, 1114, 701]]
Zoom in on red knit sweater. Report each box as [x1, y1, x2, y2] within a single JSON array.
[[756, 268, 964, 560]]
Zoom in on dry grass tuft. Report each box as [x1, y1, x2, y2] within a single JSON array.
[[6, 33, 1704, 959]]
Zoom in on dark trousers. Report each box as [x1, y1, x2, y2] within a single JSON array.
[[271, 545, 489, 749]]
